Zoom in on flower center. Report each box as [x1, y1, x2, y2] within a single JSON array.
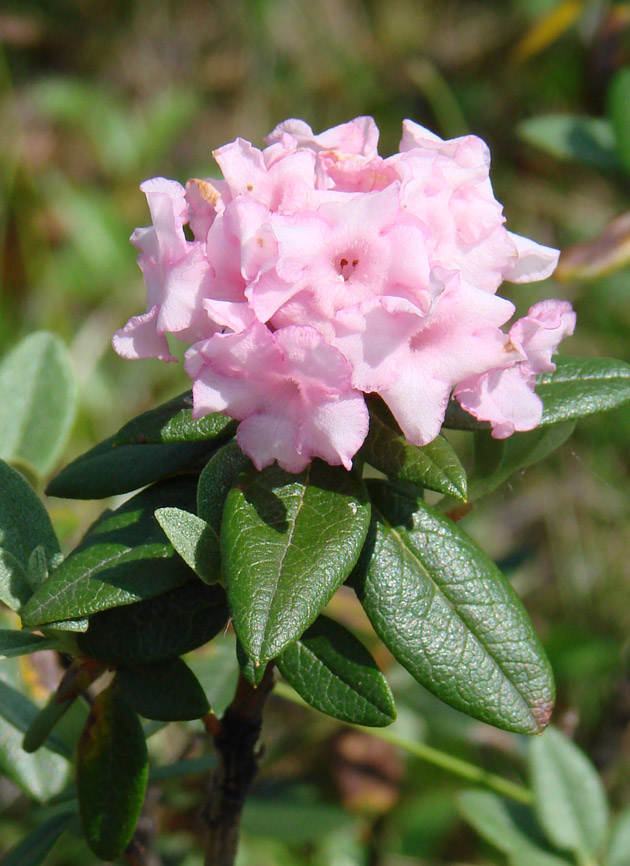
[[336, 255, 360, 281]]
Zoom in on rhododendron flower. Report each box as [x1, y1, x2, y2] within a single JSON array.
[[114, 117, 574, 472]]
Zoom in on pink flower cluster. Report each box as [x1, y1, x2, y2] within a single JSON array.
[[113, 117, 575, 473]]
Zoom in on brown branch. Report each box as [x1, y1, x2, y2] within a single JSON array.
[[201, 664, 275, 866]]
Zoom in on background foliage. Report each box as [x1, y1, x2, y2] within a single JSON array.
[[2, 0, 630, 863]]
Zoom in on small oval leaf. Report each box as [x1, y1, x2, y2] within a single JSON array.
[[529, 726, 608, 858], [0, 332, 77, 478], [114, 390, 236, 445], [77, 682, 148, 861], [222, 461, 371, 665], [361, 397, 467, 500], [155, 507, 219, 584], [0, 629, 58, 659], [277, 615, 395, 727], [352, 480, 555, 734], [117, 658, 210, 721]]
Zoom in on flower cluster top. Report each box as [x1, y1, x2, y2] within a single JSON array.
[[113, 117, 575, 473]]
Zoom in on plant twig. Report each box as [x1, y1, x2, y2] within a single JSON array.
[[201, 664, 275, 866]]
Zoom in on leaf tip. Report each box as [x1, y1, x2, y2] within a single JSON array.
[[530, 699, 554, 734]]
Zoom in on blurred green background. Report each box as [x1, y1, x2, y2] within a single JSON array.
[[2, 0, 630, 863]]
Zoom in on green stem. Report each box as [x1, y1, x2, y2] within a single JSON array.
[[273, 681, 533, 806]]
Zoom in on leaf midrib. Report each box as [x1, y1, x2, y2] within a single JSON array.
[[372, 501, 539, 728]]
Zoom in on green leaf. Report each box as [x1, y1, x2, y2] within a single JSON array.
[[0, 460, 61, 611], [529, 726, 608, 858], [222, 461, 371, 665], [77, 580, 228, 664], [458, 790, 558, 857], [442, 398, 490, 431], [1, 811, 73, 866], [77, 682, 148, 860], [361, 397, 467, 500], [510, 849, 574, 866], [0, 629, 58, 658], [0, 332, 77, 478], [0, 713, 69, 801], [0, 678, 71, 757], [197, 441, 251, 575], [155, 507, 219, 584], [114, 389, 236, 445], [352, 480, 554, 734], [537, 356, 630, 425], [236, 640, 268, 687], [117, 658, 210, 721], [277, 615, 395, 727], [28, 545, 50, 590], [468, 421, 575, 501], [608, 67, 630, 176], [0, 663, 70, 801], [21, 478, 200, 627], [518, 114, 619, 171], [606, 808, 630, 866], [46, 434, 214, 499]]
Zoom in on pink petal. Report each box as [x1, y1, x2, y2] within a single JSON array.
[[504, 232, 559, 284], [112, 306, 176, 362]]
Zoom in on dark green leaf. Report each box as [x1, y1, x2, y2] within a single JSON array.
[[46, 435, 213, 499], [0, 332, 77, 478], [518, 115, 619, 171], [117, 658, 210, 721], [468, 421, 575, 501], [114, 390, 236, 445], [155, 507, 219, 584], [608, 67, 630, 175], [237, 640, 267, 687], [0, 678, 71, 757], [197, 441, 251, 575], [23, 692, 79, 755], [222, 461, 371, 665], [77, 682, 148, 861], [361, 397, 467, 500], [28, 545, 50, 590], [0, 460, 61, 611], [352, 481, 554, 734], [77, 580, 228, 663], [187, 636, 240, 717], [277, 615, 395, 727], [442, 398, 490, 431], [22, 478, 200, 627], [537, 356, 630, 425], [529, 726, 608, 858], [1, 811, 73, 866], [0, 629, 58, 658]]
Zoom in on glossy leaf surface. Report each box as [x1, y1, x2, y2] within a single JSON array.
[[117, 658, 210, 721], [114, 390, 236, 445], [530, 726, 608, 858], [197, 441, 251, 575], [22, 478, 199, 627], [77, 682, 148, 861], [537, 356, 630, 425], [277, 615, 395, 727], [0, 332, 77, 478], [222, 461, 371, 664], [352, 481, 554, 734], [361, 397, 467, 500], [77, 580, 228, 663], [46, 435, 212, 499]]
